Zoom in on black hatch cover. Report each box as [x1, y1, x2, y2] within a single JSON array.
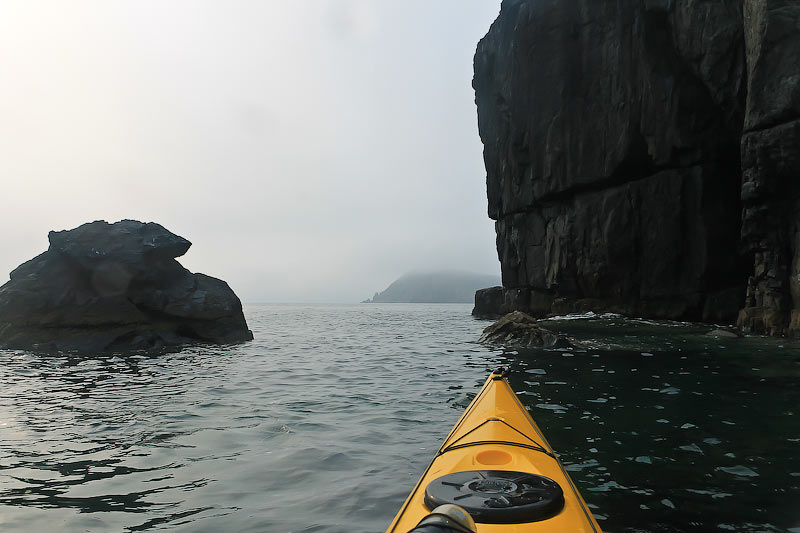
[[424, 470, 564, 524]]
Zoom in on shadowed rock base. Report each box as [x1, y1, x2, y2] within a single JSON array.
[[0, 220, 253, 353]]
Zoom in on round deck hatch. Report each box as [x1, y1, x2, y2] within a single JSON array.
[[424, 470, 564, 523]]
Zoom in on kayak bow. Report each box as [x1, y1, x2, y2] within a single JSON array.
[[386, 371, 602, 532]]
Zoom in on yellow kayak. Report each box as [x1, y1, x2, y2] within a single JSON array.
[[386, 370, 602, 532]]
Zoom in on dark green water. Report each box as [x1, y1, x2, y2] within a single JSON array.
[[0, 305, 798, 532], [507, 315, 800, 532]]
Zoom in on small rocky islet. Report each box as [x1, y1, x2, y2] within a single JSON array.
[[0, 220, 252, 353]]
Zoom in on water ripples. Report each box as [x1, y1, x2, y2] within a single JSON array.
[[1, 304, 799, 532]]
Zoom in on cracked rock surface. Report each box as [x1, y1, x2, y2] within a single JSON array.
[[473, 0, 800, 335]]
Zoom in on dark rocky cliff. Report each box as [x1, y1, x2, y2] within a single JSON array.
[[473, 0, 800, 335]]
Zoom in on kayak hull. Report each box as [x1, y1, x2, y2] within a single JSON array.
[[386, 372, 602, 532]]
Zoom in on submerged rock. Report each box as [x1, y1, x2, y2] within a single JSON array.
[[478, 311, 574, 349], [706, 329, 742, 338], [473, 286, 504, 319], [0, 220, 253, 352]]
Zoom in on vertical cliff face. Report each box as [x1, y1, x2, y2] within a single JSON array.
[[473, 0, 800, 334], [739, 0, 800, 334]]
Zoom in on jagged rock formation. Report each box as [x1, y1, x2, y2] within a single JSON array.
[[365, 271, 501, 303], [472, 0, 800, 335], [0, 220, 253, 352], [477, 311, 575, 348]]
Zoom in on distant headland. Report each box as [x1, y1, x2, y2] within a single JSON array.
[[363, 271, 501, 304]]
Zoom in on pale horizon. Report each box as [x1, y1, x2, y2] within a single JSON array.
[[0, 1, 502, 303]]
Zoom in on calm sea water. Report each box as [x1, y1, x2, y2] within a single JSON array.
[[0, 304, 798, 532]]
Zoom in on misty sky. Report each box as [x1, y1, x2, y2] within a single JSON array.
[[1, 1, 501, 303]]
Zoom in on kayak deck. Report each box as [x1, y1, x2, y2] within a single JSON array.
[[386, 372, 602, 532]]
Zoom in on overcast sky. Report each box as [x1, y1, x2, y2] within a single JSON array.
[[0, 1, 501, 303]]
